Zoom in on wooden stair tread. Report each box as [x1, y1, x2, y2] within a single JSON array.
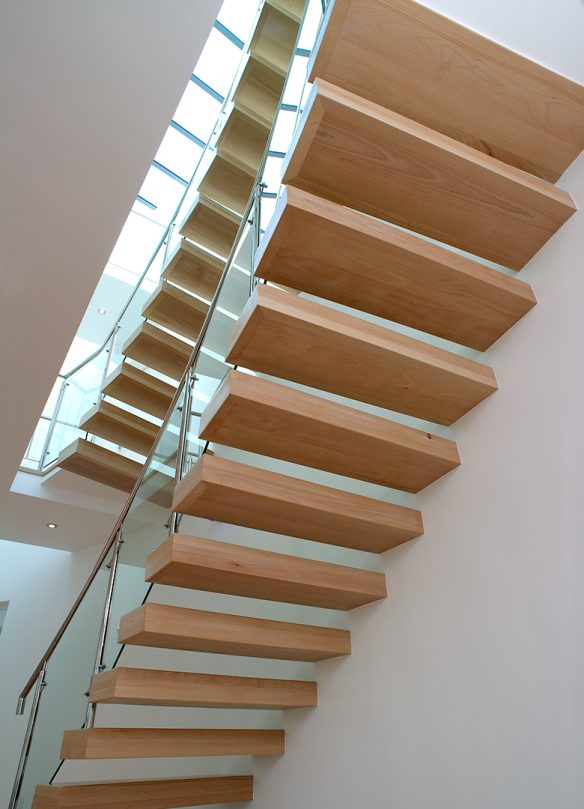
[[180, 195, 241, 259], [162, 240, 223, 300], [60, 727, 284, 759], [57, 438, 140, 493], [216, 108, 270, 176], [80, 400, 158, 457], [90, 666, 317, 709], [267, 0, 304, 24], [283, 79, 576, 269], [226, 285, 497, 426], [147, 533, 387, 610], [233, 56, 285, 129], [310, 0, 584, 182], [173, 454, 422, 554], [200, 370, 459, 493], [142, 282, 209, 341], [198, 155, 256, 216], [32, 775, 253, 808], [250, 3, 299, 77], [122, 321, 191, 381], [256, 186, 537, 350], [102, 363, 175, 420], [118, 602, 351, 661]]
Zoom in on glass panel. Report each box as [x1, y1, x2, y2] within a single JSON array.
[[14, 557, 111, 809], [173, 82, 222, 140], [194, 28, 242, 99], [154, 127, 204, 182]]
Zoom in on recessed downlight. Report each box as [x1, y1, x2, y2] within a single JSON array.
[[97, 307, 106, 315], [46, 522, 58, 529]]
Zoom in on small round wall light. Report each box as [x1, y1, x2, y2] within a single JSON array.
[[97, 307, 107, 315], [46, 522, 58, 529]]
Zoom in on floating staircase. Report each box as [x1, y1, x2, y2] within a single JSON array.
[[30, 1, 584, 807]]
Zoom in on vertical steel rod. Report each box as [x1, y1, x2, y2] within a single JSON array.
[[169, 369, 196, 536], [83, 530, 123, 729], [38, 378, 68, 471], [9, 663, 48, 809]]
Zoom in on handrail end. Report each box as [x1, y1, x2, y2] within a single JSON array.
[[16, 696, 26, 715]]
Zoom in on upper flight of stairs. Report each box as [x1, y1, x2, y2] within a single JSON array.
[[33, 1, 584, 807], [53, 0, 303, 492]]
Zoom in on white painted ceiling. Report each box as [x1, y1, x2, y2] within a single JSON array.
[[0, 0, 222, 551]]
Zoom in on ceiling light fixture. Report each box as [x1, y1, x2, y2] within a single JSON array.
[[97, 307, 106, 315], [46, 522, 58, 529]]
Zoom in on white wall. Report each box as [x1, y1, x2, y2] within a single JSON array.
[[0, 539, 102, 807]]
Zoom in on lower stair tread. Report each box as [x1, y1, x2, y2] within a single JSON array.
[[122, 321, 191, 381], [141, 282, 209, 341], [60, 727, 285, 759], [80, 400, 158, 457], [180, 196, 241, 259], [90, 666, 318, 709], [146, 533, 387, 610], [102, 363, 175, 420], [226, 284, 498, 425], [201, 369, 460, 493], [162, 240, 223, 301], [32, 775, 253, 808], [57, 438, 140, 493], [118, 602, 351, 661], [172, 453, 422, 553]]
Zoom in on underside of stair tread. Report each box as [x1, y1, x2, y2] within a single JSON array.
[[102, 363, 175, 420], [119, 602, 351, 661], [216, 108, 270, 176], [226, 285, 497, 426], [180, 195, 241, 258], [283, 79, 576, 270], [172, 454, 422, 554], [32, 775, 254, 809], [142, 282, 209, 341], [162, 240, 223, 300], [200, 370, 459, 492], [146, 533, 387, 610], [122, 321, 191, 381], [256, 186, 537, 350], [310, 0, 584, 182], [80, 400, 158, 457], [267, 0, 304, 23], [250, 3, 299, 77], [90, 666, 318, 709], [233, 55, 285, 129], [60, 727, 285, 759], [198, 154, 256, 216], [57, 438, 140, 493]]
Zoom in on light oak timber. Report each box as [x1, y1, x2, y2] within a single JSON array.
[[201, 370, 459, 493], [32, 775, 254, 808], [142, 282, 209, 341], [198, 155, 255, 216], [60, 727, 284, 760], [256, 186, 537, 350], [267, 0, 305, 24], [250, 3, 299, 77], [122, 321, 191, 381], [216, 108, 270, 175], [310, 0, 584, 182], [233, 56, 284, 129], [80, 401, 158, 456], [57, 438, 140, 493], [226, 285, 497, 425], [146, 533, 387, 610], [180, 196, 241, 259], [118, 602, 351, 661], [90, 666, 318, 709], [173, 454, 422, 553], [162, 240, 223, 301], [102, 363, 175, 420], [282, 79, 576, 270]]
